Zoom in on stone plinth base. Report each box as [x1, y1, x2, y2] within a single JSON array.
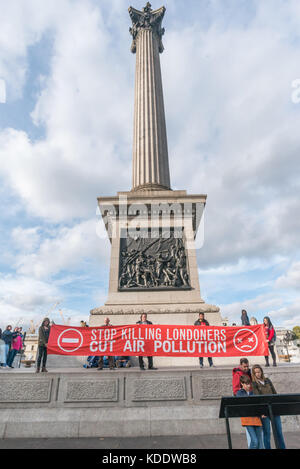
[[0, 366, 299, 439]]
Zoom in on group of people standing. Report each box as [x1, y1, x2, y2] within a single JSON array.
[[233, 357, 286, 449], [0, 318, 51, 372], [0, 326, 24, 368]]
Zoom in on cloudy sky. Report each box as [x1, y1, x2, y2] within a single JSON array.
[[0, 0, 300, 330]]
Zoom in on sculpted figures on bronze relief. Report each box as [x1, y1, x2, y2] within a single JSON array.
[[119, 231, 190, 290]]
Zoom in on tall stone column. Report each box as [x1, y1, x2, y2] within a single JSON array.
[[129, 2, 171, 192]]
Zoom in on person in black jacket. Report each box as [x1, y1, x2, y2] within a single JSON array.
[[97, 317, 115, 370], [241, 309, 250, 326], [36, 317, 51, 373], [194, 313, 214, 368], [136, 313, 157, 370]]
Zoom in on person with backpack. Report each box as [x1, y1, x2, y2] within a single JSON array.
[[251, 364, 286, 449], [263, 316, 277, 367]]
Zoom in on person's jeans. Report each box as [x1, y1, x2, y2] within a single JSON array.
[[3, 343, 10, 367], [6, 348, 17, 367], [261, 416, 286, 449], [199, 357, 213, 367], [245, 426, 264, 449]]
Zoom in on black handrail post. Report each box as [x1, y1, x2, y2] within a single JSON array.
[[268, 404, 280, 449], [224, 407, 232, 449]]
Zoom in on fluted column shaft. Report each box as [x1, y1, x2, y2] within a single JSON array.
[[131, 28, 171, 191]]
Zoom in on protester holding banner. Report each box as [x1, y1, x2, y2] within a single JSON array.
[[36, 317, 51, 373], [263, 317, 277, 367], [251, 365, 286, 449], [194, 313, 214, 368], [136, 313, 156, 370], [136, 313, 153, 370], [236, 375, 264, 449], [47, 323, 268, 359], [97, 317, 115, 370]]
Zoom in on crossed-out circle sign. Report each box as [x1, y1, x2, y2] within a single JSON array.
[[233, 328, 258, 353], [57, 328, 84, 353]]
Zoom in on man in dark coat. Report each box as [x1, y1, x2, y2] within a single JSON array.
[[97, 317, 115, 370], [194, 313, 214, 368], [36, 317, 51, 373], [136, 313, 156, 370]]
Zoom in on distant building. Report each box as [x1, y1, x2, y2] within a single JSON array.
[[275, 327, 300, 363], [23, 333, 38, 363], [221, 317, 229, 327]]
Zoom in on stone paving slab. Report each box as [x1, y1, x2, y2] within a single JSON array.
[[0, 432, 299, 449]]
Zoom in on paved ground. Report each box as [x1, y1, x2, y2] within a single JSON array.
[[0, 432, 299, 449]]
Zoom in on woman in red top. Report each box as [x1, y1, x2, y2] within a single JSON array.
[[263, 316, 276, 367]]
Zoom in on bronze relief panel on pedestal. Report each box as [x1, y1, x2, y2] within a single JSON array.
[[118, 228, 191, 291]]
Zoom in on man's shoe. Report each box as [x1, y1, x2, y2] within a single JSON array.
[[140, 366, 145, 370], [41, 367, 48, 372], [35, 368, 40, 373], [97, 367, 103, 370], [200, 364, 204, 368], [148, 367, 157, 370]]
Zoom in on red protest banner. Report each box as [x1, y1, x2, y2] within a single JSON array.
[[47, 324, 268, 357]]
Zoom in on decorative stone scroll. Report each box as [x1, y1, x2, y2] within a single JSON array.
[[0, 379, 52, 403], [132, 377, 187, 401], [64, 379, 119, 402]]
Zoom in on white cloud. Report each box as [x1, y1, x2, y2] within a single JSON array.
[[12, 226, 41, 252], [14, 218, 110, 279], [275, 262, 300, 290], [0, 273, 61, 327]]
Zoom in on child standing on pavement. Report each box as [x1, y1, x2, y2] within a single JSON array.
[[236, 375, 264, 449]]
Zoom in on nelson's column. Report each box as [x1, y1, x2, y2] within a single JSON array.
[[90, 3, 222, 366]]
